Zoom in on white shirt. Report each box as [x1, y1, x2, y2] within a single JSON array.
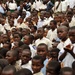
[[65, 0, 75, 8], [59, 43, 75, 67], [8, 2, 17, 10], [34, 72, 43, 75], [46, 29, 58, 42], [53, 1, 62, 13], [29, 44, 36, 58], [35, 37, 52, 49], [61, 1, 67, 12], [21, 60, 32, 71]]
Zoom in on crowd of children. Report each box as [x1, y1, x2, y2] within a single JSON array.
[[0, 0, 75, 75]]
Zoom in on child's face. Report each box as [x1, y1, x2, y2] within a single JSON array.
[[23, 35, 30, 45], [5, 51, 15, 64], [37, 28, 44, 38], [32, 59, 43, 73], [62, 72, 72, 75], [57, 28, 67, 40], [21, 50, 31, 64], [37, 45, 47, 60], [50, 22, 55, 30], [69, 29, 75, 43], [46, 66, 56, 75], [13, 34, 20, 42]]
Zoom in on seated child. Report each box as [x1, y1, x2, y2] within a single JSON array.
[[46, 60, 61, 75], [32, 55, 44, 75]]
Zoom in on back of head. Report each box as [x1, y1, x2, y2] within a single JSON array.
[[2, 65, 16, 75], [60, 67, 73, 75], [15, 68, 33, 75], [47, 60, 61, 74], [0, 59, 9, 69]]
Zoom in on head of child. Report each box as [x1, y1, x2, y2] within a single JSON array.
[[57, 26, 69, 41], [69, 26, 75, 44], [1, 65, 16, 75], [9, 19, 14, 27], [5, 50, 18, 65], [37, 27, 44, 39], [66, 11, 73, 22], [37, 43, 48, 61], [46, 60, 61, 75], [21, 47, 31, 65], [31, 26, 37, 33], [32, 55, 44, 74], [15, 68, 33, 75], [40, 11, 45, 20], [50, 20, 57, 31], [60, 67, 73, 75], [49, 48, 60, 61], [13, 32, 21, 42], [23, 34, 32, 45]]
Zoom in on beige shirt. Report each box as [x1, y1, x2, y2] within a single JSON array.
[[34, 72, 43, 75]]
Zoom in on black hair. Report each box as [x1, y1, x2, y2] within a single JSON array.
[[38, 43, 48, 51], [57, 26, 69, 32], [47, 60, 61, 74], [13, 32, 22, 40], [66, 10, 73, 16], [0, 48, 9, 58], [2, 65, 16, 74], [20, 44, 30, 50], [32, 55, 44, 64], [31, 26, 37, 30], [15, 68, 33, 75], [60, 67, 73, 75], [0, 59, 9, 69], [72, 61, 75, 70], [7, 50, 19, 60], [50, 48, 60, 53]]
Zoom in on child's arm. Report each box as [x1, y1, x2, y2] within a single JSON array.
[[64, 45, 75, 58], [59, 51, 67, 61]]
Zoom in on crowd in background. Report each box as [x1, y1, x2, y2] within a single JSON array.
[[0, 0, 75, 75]]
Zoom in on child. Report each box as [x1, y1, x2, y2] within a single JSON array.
[[32, 55, 44, 75], [60, 67, 73, 75], [15, 68, 33, 75], [21, 47, 32, 71], [46, 60, 61, 75], [46, 20, 58, 42], [5, 50, 21, 71], [49, 48, 60, 61], [37, 43, 48, 75], [23, 34, 36, 58], [1, 65, 16, 75], [58, 26, 75, 67], [35, 27, 52, 49]]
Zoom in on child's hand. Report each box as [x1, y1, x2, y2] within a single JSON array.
[[64, 44, 74, 53]]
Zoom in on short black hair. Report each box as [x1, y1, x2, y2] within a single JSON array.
[[60, 67, 73, 75], [32, 55, 44, 64], [20, 44, 30, 50], [47, 60, 61, 74], [0, 59, 9, 69], [15, 68, 33, 75], [69, 26, 75, 30], [72, 61, 75, 70], [2, 65, 16, 74], [38, 43, 48, 51]]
